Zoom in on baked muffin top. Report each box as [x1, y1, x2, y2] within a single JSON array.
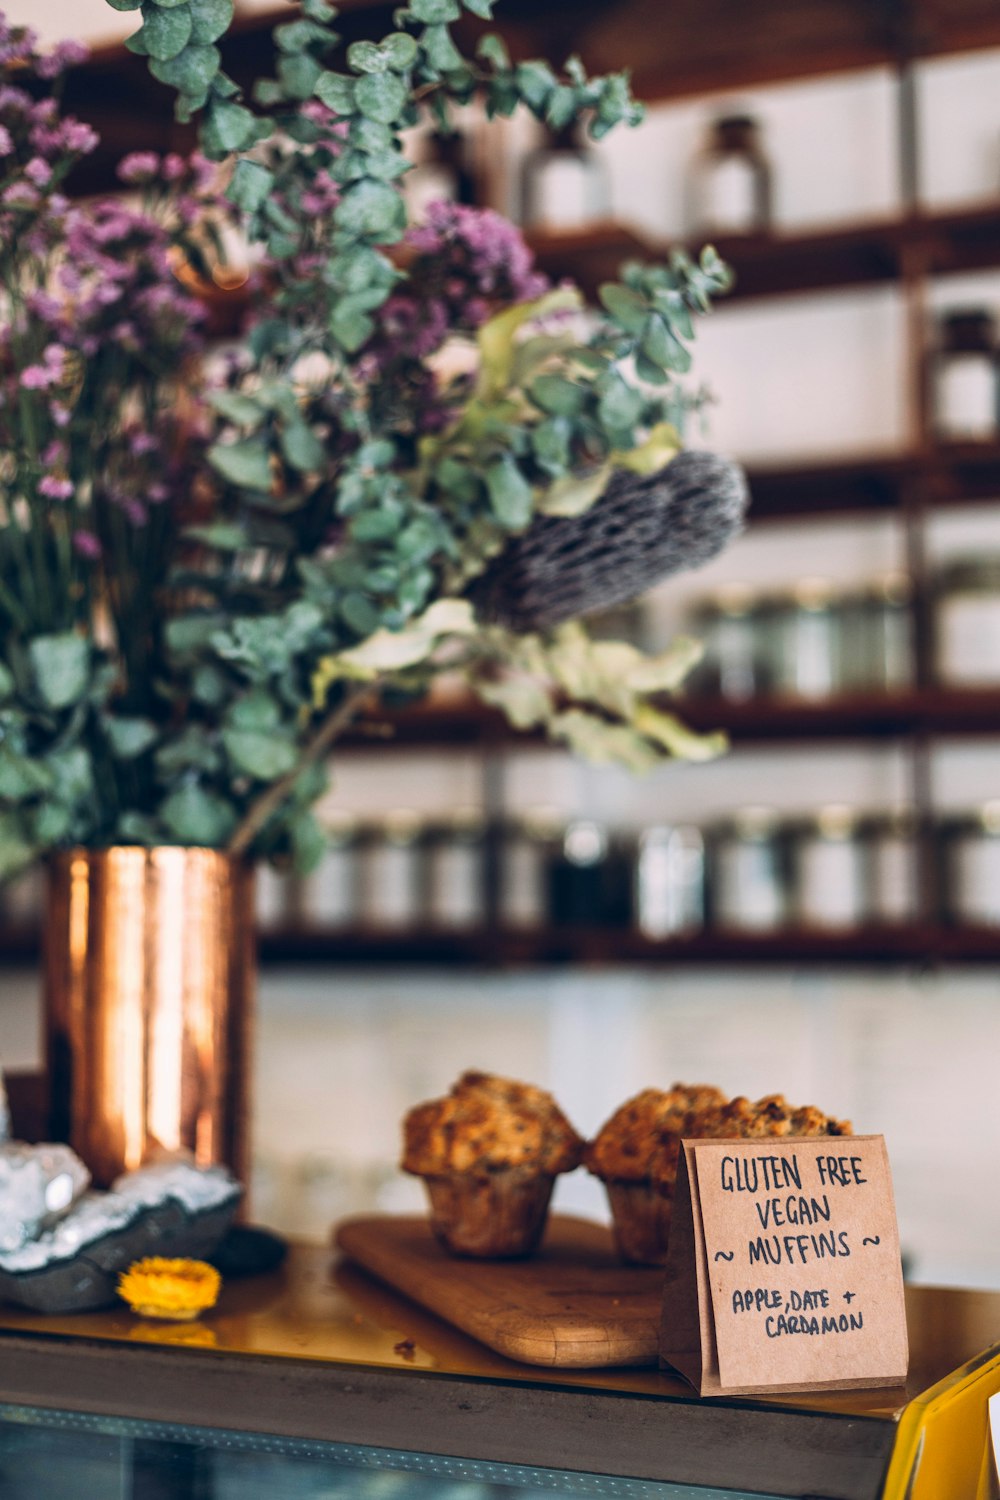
[[584, 1084, 728, 1183], [401, 1071, 584, 1176], [689, 1093, 852, 1140]]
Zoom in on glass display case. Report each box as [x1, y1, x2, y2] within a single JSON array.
[[0, 1243, 997, 1500]]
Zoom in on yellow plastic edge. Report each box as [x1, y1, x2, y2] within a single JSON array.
[[881, 1342, 1000, 1500]]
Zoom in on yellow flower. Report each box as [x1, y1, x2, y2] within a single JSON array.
[[117, 1257, 222, 1321]]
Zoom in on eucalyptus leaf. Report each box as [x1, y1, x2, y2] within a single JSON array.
[[0, 813, 34, 881], [223, 728, 298, 779], [209, 438, 273, 491], [278, 51, 323, 100], [330, 296, 376, 352], [161, 783, 237, 845], [406, 0, 460, 19], [208, 388, 264, 425], [338, 592, 379, 636], [336, 178, 406, 237], [486, 456, 533, 530], [530, 373, 586, 417], [103, 716, 159, 760], [106, 0, 142, 9], [202, 99, 258, 154], [476, 33, 508, 70], [29, 633, 89, 711], [315, 71, 356, 113], [0, 752, 52, 802], [422, 24, 463, 74], [227, 691, 282, 731], [189, 0, 232, 43], [140, 3, 193, 60], [149, 41, 219, 90], [280, 421, 325, 473], [353, 71, 407, 124]]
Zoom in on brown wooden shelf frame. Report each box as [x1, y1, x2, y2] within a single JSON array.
[[530, 203, 1000, 307], [5, 923, 1000, 969]]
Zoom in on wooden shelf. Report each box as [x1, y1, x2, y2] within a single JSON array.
[[682, 688, 1000, 742], [333, 686, 1000, 753], [5, 923, 1000, 968], [746, 444, 1000, 520], [530, 204, 1000, 307]]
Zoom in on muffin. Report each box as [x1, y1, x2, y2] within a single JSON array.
[[401, 1071, 583, 1258], [586, 1086, 853, 1265], [584, 1084, 728, 1265], [688, 1092, 852, 1142]]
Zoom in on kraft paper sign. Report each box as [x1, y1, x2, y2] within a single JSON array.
[[660, 1135, 908, 1396]]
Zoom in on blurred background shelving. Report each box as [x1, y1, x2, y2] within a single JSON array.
[[8, 0, 1000, 1284]]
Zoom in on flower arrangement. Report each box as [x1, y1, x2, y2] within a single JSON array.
[[0, 2, 735, 882]]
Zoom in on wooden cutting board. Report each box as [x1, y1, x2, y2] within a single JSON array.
[[334, 1214, 665, 1369]]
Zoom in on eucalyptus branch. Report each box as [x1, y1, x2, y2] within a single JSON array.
[[226, 675, 381, 856]]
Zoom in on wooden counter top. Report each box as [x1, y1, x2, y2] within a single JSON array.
[[0, 1234, 997, 1500]]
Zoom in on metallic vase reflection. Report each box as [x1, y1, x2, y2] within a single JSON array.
[[44, 848, 254, 1189]]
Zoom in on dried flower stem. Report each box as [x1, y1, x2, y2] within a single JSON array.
[[226, 677, 381, 858]]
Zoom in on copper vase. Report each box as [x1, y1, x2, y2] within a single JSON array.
[[44, 848, 255, 1189]]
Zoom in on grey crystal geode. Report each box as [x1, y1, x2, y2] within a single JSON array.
[[0, 1142, 91, 1252], [0, 1156, 241, 1313]]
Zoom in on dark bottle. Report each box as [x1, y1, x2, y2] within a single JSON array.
[[690, 112, 772, 237], [932, 307, 998, 442], [520, 122, 610, 233], [548, 821, 632, 927], [405, 128, 478, 221]]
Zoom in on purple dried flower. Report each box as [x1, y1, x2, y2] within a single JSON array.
[[118, 151, 160, 184], [20, 364, 52, 390], [72, 530, 101, 559], [61, 120, 98, 155], [3, 182, 39, 209], [35, 39, 88, 79], [24, 157, 52, 188], [38, 474, 73, 499], [0, 124, 11, 158]]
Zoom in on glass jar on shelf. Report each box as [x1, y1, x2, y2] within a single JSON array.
[[767, 577, 843, 700], [298, 815, 361, 931], [940, 802, 1000, 927], [840, 572, 914, 692], [866, 810, 920, 926], [549, 820, 632, 928], [793, 805, 869, 931], [359, 810, 423, 931], [520, 122, 610, 234], [710, 807, 789, 932], [255, 862, 292, 934], [931, 307, 998, 443], [423, 808, 486, 931], [635, 824, 706, 938], [500, 810, 560, 929], [689, 583, 761, 700], [403, 126, 478, 223], [933, 556, 1000, 686], [689, 111, 772, 238]]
